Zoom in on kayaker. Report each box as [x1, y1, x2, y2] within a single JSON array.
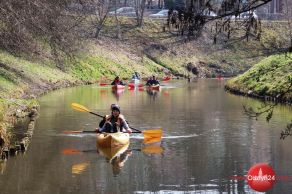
[[111, 76, 125, 85], [146, 76, 160, 86], [145, 76, 153, 86], [99, 104, 132, 133], [152, 76, 160, 85], [132, 72, 140, 80]]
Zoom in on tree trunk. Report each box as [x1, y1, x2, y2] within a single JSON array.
[[95, 16, 107, 38], [114, 0, 122, 39], [137, 0, 146, 27]]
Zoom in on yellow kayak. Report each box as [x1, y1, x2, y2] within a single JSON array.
[[96, 132, 130, 148]]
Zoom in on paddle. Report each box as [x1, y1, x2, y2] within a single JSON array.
[[100, 83, 136, 88], [70, 103, 162, 140], [62, 130, 152, 134], [62, 145, 163, 155]]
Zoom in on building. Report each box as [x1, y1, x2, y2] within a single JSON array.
[[256, 0, 285, 20]]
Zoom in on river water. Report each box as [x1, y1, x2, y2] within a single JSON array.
[[0, 79, 292, 194]]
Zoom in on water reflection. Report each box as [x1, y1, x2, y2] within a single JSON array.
[[111, 88, 125, 101], [0, 160, 6, 174], [0, 79, 291, 194], [71, 162, 90, 175], [110, 150, 132, 176], [96, 143, 131, 176], [140, 144, 163, 154]]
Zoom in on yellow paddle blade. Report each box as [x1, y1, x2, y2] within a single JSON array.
[[142, 145, 163, 154], [71, 103, 90, 112]]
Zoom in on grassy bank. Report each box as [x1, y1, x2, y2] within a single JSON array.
[[226, 53, 292, 102]]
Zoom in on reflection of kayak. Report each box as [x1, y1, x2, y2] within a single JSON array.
[[112, 85, 126, 90], [112, 88, 125, 95], [147, 84, 160, 91], [96, 142, 130, 161], [96, 132, 130, 148]]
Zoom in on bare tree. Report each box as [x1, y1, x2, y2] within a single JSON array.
[[167, 0, 273, 42], [113, 0, 122, 39], [92, 0, 112, 38], [0, 0, 81, 70], [134, 0, 146, 27]]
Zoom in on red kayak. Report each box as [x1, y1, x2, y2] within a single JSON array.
[[147, 84, 160, 91], [162, 76, 171, 81], [112, 85, 126, 90]]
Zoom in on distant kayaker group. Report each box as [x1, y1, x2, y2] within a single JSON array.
[[110, 73, 160, 87]]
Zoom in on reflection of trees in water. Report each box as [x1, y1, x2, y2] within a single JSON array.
[[241, 80, 292, 139], [243, 101, 292, 140]]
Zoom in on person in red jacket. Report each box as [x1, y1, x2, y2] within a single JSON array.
[[111, 76, 125, 85]]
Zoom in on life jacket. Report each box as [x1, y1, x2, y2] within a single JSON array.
[[105, 114, 125, 132], [114, 79, 122, 85]]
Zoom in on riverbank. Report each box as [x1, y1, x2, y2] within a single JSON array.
[[225, 53, 292, 104]]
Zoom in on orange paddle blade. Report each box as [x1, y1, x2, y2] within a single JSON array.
[[62, 148, 82, 155], [142, 129, 162, 139], [143, 137, 161, 144], [143, 133, 162, 139], [142, 129, 162, 135]]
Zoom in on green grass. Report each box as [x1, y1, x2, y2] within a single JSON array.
[[0, 51, 76, 83], [227, 53, 292, 99]]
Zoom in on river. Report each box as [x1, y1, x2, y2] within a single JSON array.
[[0, 79, 292, 194]]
